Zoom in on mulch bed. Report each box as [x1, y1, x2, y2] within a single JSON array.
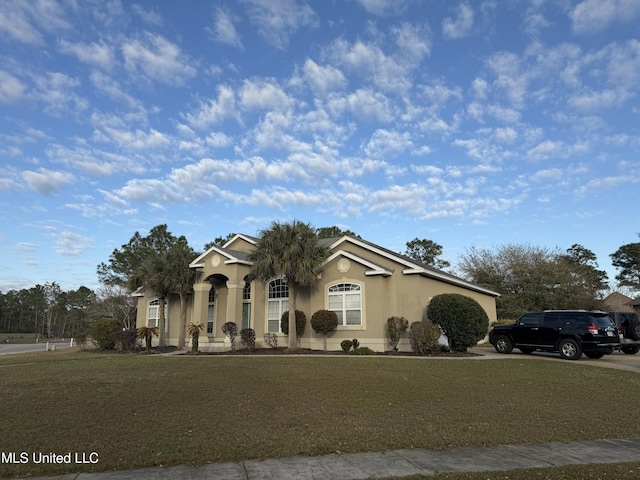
[[182, 347, 477, 357]]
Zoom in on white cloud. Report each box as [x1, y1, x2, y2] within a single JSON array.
[[364, 129, 413, 159], [240, 78, 293, 112], [571, 0, 640, 34], [184, 85, 241, 129], [58, 40, 115, 70], [30, 72, 87, 116], [242, 0, 317, 49], [22, 168, 75, 195], [56, 231, 93, 256], [302, 59, 348, 96], [526, 140, 565, 161], [442, 3, 474, 39], [0, 0, 70, 45], [0, 70, 26, 103], [210, 7, 243, 48], [122, 33, 197, 86], [354, 0, 408, 16], [327, 88, 394, 123]]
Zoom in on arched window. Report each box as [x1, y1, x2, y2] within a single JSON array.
[[267, 278, 289, 333], [242, 281, 251, 330], [148, 299, 167, 328], [207, 288, 216, 334], [328, 283, 362, 326]]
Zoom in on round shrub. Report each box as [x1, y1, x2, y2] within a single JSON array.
[[240, 328, 256, 351], [427, 293, 489, 352], [222, 322, 239, 351], [351, 338, 359, 349], [310, 309, 339, 351], [340, 339, 353, 353], [114, 329, 138, 352], [280, 310, 307, 337], [90, 318, 120, 350], [408, 321, 440, 355]]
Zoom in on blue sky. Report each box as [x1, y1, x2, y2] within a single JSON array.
[[1, 0, 639, 293]]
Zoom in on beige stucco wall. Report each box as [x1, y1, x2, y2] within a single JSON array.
[[135, 239, 498, 351]]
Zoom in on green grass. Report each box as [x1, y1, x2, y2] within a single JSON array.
[[0, 333, 39, 343], [1, 351, 640, 478]]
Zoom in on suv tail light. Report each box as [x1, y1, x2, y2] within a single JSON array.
[[587, 325, 599, 335], [618, 326, 625, 336]]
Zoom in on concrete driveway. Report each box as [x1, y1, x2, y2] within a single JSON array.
[[472, 346, 640, 372]]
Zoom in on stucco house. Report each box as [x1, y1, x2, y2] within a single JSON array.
[[134, 234, 500, 352]]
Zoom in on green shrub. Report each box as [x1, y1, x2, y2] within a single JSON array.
[[349, 346, 376, 355], [280, 310, 307, 337], [73, 333, 87, 347], [408, 321, 440, 355], [351, 338, 359, 349], [240, 328, 256, 351], [264, 333, 278, 349], [310, 309, 339, 351], [114, 329, 138, 352], [428, 293, 490, 352], [386, 316, 409, 351], [90, 318, 120, 350], [340, 339, 353, 353], [222, 322, 238, 351]]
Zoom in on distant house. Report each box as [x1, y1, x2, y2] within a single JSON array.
[[603, 292, 634, 312], [134, 234, 499, 351]]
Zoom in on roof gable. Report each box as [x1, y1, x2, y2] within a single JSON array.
[[329, 235, 500, 297]]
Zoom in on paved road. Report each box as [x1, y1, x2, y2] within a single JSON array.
[[0, 341, 74, 355]]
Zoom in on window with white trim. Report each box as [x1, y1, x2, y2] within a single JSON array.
[[267, 278, 289, 333], [328, 283, 362, 326], [207, 288, 216, 334], [148, 299, 167, 328]]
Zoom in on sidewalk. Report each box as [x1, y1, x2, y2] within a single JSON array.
[[29, 437, 640, 480]]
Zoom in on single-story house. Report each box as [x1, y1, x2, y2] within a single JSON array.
[[134, 234, 500, 351]]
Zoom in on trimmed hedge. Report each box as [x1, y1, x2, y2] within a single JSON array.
[[428, 293, 489, 352]]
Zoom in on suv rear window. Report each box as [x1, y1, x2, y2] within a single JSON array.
[[592, 313, 614, 328]]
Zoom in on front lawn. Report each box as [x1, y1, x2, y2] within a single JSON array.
[[1, 351, 639, 477]]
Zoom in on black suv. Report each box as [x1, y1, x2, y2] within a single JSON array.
[[608, 311, 640, 355], [489, 310, 620, 360]]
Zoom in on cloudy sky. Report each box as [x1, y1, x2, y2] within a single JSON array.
[[1, 0, 639, 292]]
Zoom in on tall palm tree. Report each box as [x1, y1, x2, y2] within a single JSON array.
[[127, 253, 173, 347], [167, 238, 201, 349], [249, 220, 329, 350]]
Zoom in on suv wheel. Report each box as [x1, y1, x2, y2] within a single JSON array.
[[494, 335, 513, 354], [558, 338, 582, 360], [621, 345, 640, 355], [628, 320, 640, 341]]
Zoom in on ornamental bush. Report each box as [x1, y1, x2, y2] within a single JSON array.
[[427, 293, 489, 352], [264, 333, 278, 349], [351, 338, 359, 349], [280, 310, 307, 338], [340, 339, 353, 353], [222, 322, 239, 351], [408, 321, 440, 355], [310, 309, 338, 351], [386, 316, 409, 351], [114, 329, 138, 352], [240, 328, 256, 351], [90, 318, 120, 350]]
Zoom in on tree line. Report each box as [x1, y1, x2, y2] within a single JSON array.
[[2, 225, 638, 334]]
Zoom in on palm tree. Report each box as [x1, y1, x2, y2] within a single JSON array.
[[128, 253, 173, 347], [249, 220, 329, 350], [136, 325, 159, 352], [187, 322, 204, 353], [167, 239, 201, 349]]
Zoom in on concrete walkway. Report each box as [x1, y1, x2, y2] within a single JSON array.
[[29, 437, 640, 479]]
